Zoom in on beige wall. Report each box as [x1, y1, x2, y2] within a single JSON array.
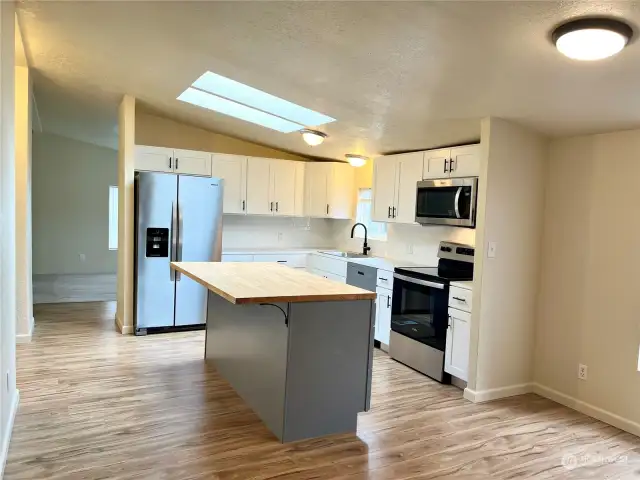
[[534, 130, 640, 434], [0, 3, 17, 472], [32, 132, 117, 275], [14, 64, 32, 339], [135, 112, 308, 160], [467, 118, 547, 399]]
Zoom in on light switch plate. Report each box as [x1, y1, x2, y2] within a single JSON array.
[[487, 242, 497, 258]]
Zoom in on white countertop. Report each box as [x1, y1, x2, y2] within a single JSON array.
[[222, 248, 327, 255], [450, 280, 473, 290]]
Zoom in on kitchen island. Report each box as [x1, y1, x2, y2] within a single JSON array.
[[170, 261, 377, 443]]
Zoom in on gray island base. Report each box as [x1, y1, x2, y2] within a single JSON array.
[[205, 292, 375, 442]]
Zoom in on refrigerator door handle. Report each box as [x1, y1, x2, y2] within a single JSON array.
[[170, 201, 177, 281], [176, 203, 183, 281]]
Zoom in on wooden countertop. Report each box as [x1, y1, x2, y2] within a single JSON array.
[[170, 262, 377, 304]]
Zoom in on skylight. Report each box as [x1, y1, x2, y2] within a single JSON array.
[[177, 71, 335, 133]]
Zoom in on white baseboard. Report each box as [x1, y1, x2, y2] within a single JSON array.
[[464, 383, 533, 403], [16, 316, 34, 344], [0, 390, 20, 478], [533, 383, 640, 437], [115, 313, 133, 335]]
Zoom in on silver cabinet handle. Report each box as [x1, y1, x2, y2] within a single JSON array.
[[452, 296, 467, 302]]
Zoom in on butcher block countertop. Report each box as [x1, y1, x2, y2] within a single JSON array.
[[170, 262, 376, 304]]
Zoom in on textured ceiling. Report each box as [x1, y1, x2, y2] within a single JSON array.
[[16, 1, 640, 158]]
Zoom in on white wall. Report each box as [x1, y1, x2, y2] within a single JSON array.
[[14, 64, 32, 341], [466, 118, 547, 401], [32, 132, 117, 275], [222, 216, 334, 250], [0, 3, 18, 474], [534, 130, 640, 435]]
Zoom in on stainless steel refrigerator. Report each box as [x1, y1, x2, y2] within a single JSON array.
[[133, 172, 223, 334]]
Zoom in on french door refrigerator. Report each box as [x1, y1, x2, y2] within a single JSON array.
[[134, 171, 223, 335]]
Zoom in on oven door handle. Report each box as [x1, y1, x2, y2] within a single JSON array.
[[454, 187, 462, 219], [393, 273, 446, 290]]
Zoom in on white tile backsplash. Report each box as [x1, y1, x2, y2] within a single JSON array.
[[222, 215, 335, 250], [334, 221, 476, 266]]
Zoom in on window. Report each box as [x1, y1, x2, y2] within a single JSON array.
[[355, 188, 387, 241], [109, 186, 118, 250]]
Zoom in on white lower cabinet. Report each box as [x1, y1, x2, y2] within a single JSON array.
[[445, 307, 470, 381], [375, 286, 392, 346]]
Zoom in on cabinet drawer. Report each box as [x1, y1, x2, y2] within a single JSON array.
[[221, 254, 254, 262], [376, 269, 394, 289], [253, 253, 307, 268], [449, 286, 472, 313], [307, 253, 348, 277]]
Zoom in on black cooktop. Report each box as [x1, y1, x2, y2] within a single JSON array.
[[395, 261, 473, 283]]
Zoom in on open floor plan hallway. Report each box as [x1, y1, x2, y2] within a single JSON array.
[[5, 302, 640, 479]]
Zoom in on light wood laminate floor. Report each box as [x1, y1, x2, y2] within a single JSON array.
[[6, 302, 640, 479]]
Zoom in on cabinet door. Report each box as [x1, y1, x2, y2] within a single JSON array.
[[328, 162, 355, 219], [271, 160, 297, 216], [445, 308, 471, 381], [211, 154, 247, 214], [246, 158, 273, 215], [135, 145, 174, 173], [375, 286, 392, 346], [394, 152, 424, 224], [423, 148, 451, 179], [221, 254, 254, 262], [372, 157, 398, 222], [174, 149, 212, 177], [304, 162, 329, 217], [450, 145, 480, 178], [293, 162, 305, 217]]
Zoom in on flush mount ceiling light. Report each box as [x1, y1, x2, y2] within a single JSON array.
[[301, 129, 327, 146], [345, 154, 368, 167], [552, 18, 633, 61], [177, 71, 335, 133]]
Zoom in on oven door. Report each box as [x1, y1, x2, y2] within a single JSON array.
[[415, 177, 478, 227], [390, 273, 449, 352]]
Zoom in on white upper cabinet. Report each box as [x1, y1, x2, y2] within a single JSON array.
[[305, 162, 355, 219], [372, 151, 423, 224], [173, 149, 212, 177], [422, 148, 451, 179], [445, 307, 471, 381], [423, 145, 480, 179], [211, 154, 247, 214], [372, 158, 397, 222], [246, 157, 273, 215], [134, 145, 211, 177], [246, 158, 303, 216], [135, 146, 174, 173], [449, 145, 481, 178]]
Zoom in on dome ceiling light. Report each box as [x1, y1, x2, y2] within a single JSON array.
[[552, 17, 633, 61], [300, 129, 327, 146], [345, 154, 368, 168]]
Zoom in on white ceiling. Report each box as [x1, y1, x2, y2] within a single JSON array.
[[16, 1, 640, 158]]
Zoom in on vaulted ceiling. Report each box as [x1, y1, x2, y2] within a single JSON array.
[[16, 1, 640, 157]]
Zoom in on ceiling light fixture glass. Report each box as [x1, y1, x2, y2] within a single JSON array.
[[301, 129, 327, 146], [552, 18, 633, 61], [345, 154, 368, 167]]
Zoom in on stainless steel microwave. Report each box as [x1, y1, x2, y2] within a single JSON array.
[[415, 177, 478, 228]]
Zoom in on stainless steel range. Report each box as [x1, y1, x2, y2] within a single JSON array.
[[389, 241, 474, 382]]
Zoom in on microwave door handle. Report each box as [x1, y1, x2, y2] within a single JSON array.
[[454, 187, 462, 219]]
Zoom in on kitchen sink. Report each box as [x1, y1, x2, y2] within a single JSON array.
[[319, 250, 370, 258]]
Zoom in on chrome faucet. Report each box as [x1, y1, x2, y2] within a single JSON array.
[[350, 223, 371, 256]]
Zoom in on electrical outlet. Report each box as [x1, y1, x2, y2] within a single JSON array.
[[277, 232, 283, 242], [406, 244, 414, 254], [6, 372, 9, 391], [79, 253, 86, 262], [578, 364, 588, 380]]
